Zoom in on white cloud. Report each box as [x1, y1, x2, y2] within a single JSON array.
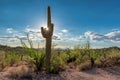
[[53, 34, 61, 40], [105, 31, 120, 41], [80, 30, 120, 42], [61, 29, 68, 33], [5, 26, 40, 41], [58, 32, 63, 35], [69, 37, 80, 41], [25, 25, 40, 34], [0, 36, 18, 42], [24, 25, 42, 40], [6, 28, 15, 33], [84, 31, 108, 41], [79, 35, 86, 40]]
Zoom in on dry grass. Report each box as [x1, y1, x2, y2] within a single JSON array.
[[76, 61, 91, 71]]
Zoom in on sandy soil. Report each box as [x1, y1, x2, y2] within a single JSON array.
[[60, 66, 120, 80], [0, 65, 120, 80]]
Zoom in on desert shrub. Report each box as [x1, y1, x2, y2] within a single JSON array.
[[67, 45, 84, 64], [20, 35, 45, 72], [33, 51, 45, 71], [59, 51, 69, 63], [0, 51, 5, 60], [74, 41, 93, 64], [76, 60, 91, 71], [71, 45, 81, 62], [50, 57, 64, 73], [8, 52, 21, 66], [0, 51, 20, 69], [93, 47, 120, 67], [50, 51, 65, 74], [107, 50, 120, 65], [94, 59, 101, 68], [75, 48, 86, 64]]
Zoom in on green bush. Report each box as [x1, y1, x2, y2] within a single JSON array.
[[76, 61, 91, 71], [50, 51, 65, 74], [20, 35, 45, 71], [0, 51, 20, 68]]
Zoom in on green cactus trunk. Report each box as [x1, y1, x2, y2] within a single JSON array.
[[46, 37, 51, 72], [41, 6, 54, 73]]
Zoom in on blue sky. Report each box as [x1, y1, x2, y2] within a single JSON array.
[[0, 0, 120, 48]]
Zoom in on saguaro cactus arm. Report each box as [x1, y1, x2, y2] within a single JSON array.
[[41, 27, 45, 38], [41, 27, 47, 38]]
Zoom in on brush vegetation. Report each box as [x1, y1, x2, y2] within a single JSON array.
[[0, 39, 120, 79]]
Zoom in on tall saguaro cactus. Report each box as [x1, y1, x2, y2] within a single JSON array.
[[41, 6, 54, 72]]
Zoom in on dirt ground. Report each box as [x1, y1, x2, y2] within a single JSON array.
[[60, 66, 120, 80], [0, 65, 120, 80]]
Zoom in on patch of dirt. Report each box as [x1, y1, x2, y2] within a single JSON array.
[[0, 65, 120, 80], [60, 66, 120, 80], [0, 64, 33, 80]]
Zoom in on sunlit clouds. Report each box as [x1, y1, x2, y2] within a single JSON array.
[[1, 25, 120, 48], [61, 29, 68, 33]]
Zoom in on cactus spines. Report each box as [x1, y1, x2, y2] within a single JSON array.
[[41, 6, 54, 72]]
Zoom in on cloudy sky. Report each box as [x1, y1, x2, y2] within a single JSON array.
[[0, 0, 120, 48]]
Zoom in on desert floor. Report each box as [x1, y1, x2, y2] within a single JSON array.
[[0, 64, 120, 80]]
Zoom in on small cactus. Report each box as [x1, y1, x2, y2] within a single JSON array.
[[41, 6, 54, 72]]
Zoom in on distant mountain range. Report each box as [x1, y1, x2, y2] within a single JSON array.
[[0, 45, 26, 54], [0, 44, 120, 54]]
